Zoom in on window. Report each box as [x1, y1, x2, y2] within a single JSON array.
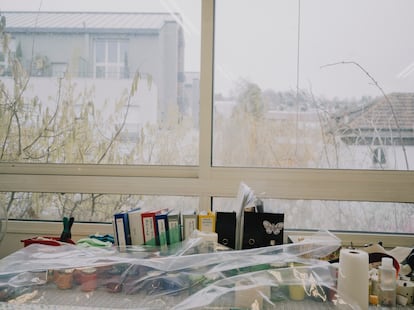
[[94, 39, 129, 79], [51, 62, 67, 77], [213, 198, 413, 233], [0, 36, 15, 76], [1, 192, 198, 222], [213, 0, 414, 171], [0, 1, 412, 240], [373, 147, 386, 165], [0, 5, 200, 165]]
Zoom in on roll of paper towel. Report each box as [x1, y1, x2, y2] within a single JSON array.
[[337, 248, 369, 310]]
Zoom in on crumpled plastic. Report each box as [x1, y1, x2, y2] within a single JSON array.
[[0, 230, 357, 309]]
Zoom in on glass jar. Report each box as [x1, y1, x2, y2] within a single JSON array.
[[79, 267, 97, 292], [54, 269, 74, 289]]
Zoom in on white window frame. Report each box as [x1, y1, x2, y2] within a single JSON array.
[[94, 39, 127, 79], [0, 0, 413, 247]]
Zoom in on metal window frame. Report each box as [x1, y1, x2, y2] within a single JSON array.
[[0, 0, 413, 245]]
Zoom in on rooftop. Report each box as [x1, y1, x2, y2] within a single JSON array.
[[2, 11, 179, 33], [345, 93, 414, 130], [337, 93, 414, 145]]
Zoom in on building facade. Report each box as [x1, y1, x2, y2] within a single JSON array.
[[1, 11, 186, 124]]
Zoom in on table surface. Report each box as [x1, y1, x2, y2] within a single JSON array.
[[0, 284, 413, 309]]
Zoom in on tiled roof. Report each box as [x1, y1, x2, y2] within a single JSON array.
[[342, 93, 414, 130], [2, 11, 178, 33], [336, 93, 414, 145]]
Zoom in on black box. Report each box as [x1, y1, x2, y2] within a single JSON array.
[[215, 211, 237, 249], [242, 212, 284, 249]]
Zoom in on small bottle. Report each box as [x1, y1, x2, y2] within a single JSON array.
[[379, 257, 396, 307]]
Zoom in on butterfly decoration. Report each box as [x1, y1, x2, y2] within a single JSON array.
[[262, 220, 284, 235]]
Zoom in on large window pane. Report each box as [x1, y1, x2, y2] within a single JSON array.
[[0, 1, 201, 165], [107, 40, 118, 63], [213, 0, 414, 170], [2, 192, 199, 222], [213, 197, 414, 234], [95, 40, 105, 63]]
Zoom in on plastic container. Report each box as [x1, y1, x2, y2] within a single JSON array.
[[379, 257, 397, 307]]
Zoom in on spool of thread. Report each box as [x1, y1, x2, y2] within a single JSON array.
[[288, 285, 305, 301], [369, 294, 379, 305], [337, 248, 369, 310]]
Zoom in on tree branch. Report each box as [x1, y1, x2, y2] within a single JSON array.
[[321, 61, 409, 170]]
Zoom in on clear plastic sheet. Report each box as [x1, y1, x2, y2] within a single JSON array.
[[0, 230, 356, 309]]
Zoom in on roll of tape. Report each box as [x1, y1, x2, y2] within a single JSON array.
[[397, 280, 414, 305]]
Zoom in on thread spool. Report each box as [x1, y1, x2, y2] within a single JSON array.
[[289, 285, 305, 301]]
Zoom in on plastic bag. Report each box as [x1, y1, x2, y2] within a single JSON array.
[[0, 230, 356, 309]]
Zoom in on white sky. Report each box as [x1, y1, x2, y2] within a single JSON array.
[[215, 0, 414, 99], [1, 0, 414, 99]]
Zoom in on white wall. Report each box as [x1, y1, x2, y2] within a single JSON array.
[[2, 76, 158, 132]]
